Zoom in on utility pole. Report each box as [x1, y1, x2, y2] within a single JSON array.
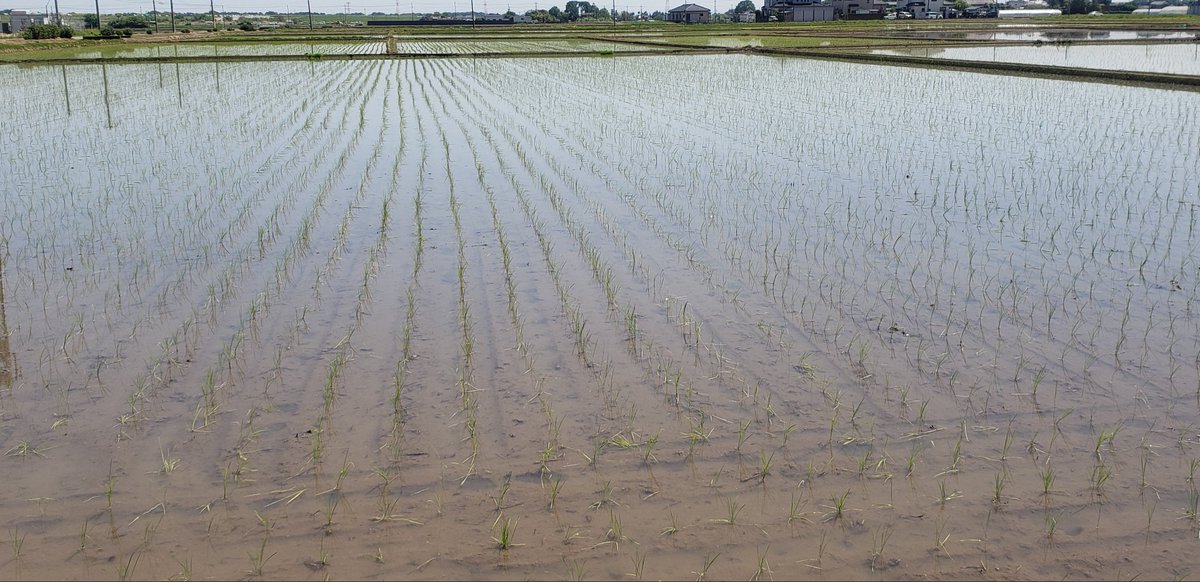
[[53, 0, 60, 25], [210, 0, 216, 30], [152, 0, 159, 32], [95, 0, 101, 29], [471, 0, 476, 27], [170, 0, 175, 32], [307, 0, 313, 29]]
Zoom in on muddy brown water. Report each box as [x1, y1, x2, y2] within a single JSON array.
[[1, 53, 1199, 580]]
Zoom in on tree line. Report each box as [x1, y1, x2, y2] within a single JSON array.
[[523, 0, 759, 22]]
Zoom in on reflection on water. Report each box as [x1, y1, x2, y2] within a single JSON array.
[[888, 29, 1196, 42], [874, 42, 1200, 76], [60, 65, 70, 116], [0, 254, 12, 389]]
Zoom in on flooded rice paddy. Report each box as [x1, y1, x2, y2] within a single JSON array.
[[0, 39, 666, 62], [2, 52, 1200, 580], [875, 42, 1200, 76], [883, 29, 1198, 42]]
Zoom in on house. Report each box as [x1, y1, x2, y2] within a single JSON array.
[[8, 11, 48, 35], [781, 4, 839, 20], [766, 0, 883, 20], [997, 8, 1062, 15], [833, 0, 887, 17], [667, 4, 712, 23], [765, 0, 837, 20]]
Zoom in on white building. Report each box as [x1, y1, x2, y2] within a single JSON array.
[[766, 0, 882, 19], [7, 11, 48, 35], [1131, 5, 1189, 13], [833, 0, 886, 16], [667, 3, 712, 22], [996, 8, 1062, 16]]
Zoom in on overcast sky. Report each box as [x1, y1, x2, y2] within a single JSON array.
[[6, 0, 700, 14]]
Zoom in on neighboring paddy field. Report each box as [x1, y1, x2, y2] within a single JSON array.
[[874, 42, 1200, 76], [1, 21, 1200, 581]]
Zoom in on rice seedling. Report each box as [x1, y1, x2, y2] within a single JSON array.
[[753, 450, 775, 484], [629, 550, 647, 581], [492, 473, 512, 512], [10, 527, 25, 563], [604, 509, 632, 550], [736, 419, 752, 453], [492, 517, 518, 551], [1040, 465, 1056, 498], [692, 553, 720, 582], [5, 441, 45, 459], [933, 518, 952, 557], [713, 497, 744, 526], [564, 558, 587, 581], [174, 558, 193, 581], [104, 474, 117, 510], [825, 490, 851, 522], [992, 473, 1006, 509], [590, 481, 618, 510], [869, 525, 893, 572], [1090, 463, 1114, 497], [545, 478, 563, 511], [116, 551, 140, 582], [661, 511, 680, 536], [159, 442, 180, 475], [247, 537, 274, 578], [1182, 490, 1200, 528], [936, 479, 962, 506]]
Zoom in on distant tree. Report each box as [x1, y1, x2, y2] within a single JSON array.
[[237, 18, 256, 31], [526, 9, 559, 21], [1065, 0, 1093, 12], [83, 14, 99, 28], [548, 5, 564, 20], [21, 23, 69, 39], [953, 0, 969, 9], [564, 1, 597, 20], [733, 0, 757, 12], [108, 14, 148, 28]]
